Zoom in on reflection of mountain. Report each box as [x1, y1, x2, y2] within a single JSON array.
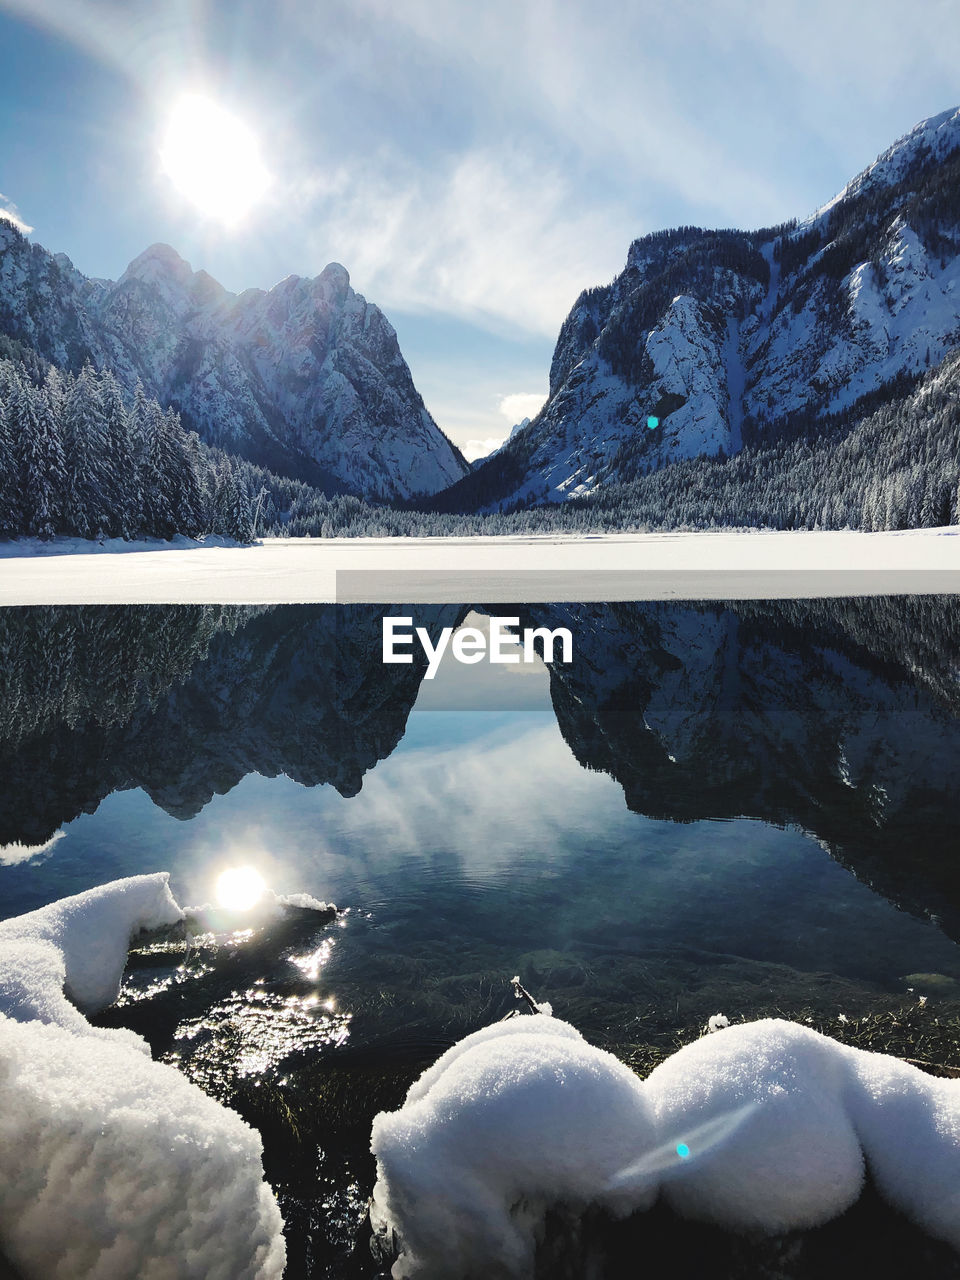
[[0, 604, 462, 846], [3, 598, 960, 939], [519, 598, 960, 939]]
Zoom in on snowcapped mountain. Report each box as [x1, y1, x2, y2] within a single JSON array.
[[445, 107, 960, 511], [0, 228, 468, 500]]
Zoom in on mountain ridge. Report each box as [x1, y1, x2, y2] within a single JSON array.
[[436, 106, 960, 514], [0, 223, 468, 501]]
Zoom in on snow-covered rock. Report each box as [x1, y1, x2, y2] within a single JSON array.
[[0, 874, 287, 1279], [0, 223, 468, 500], [453, 107, 960, 510], [370, 1014, 960, 1279], [370, 1017, 658, 1278], [0, 872, 182, 1033]]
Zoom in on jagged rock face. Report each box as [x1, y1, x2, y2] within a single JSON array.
[[0, 230, 468, 499], [464, 107, 960, 508]]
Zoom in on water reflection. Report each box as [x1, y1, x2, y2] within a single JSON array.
[[4, 597, 960, 1276], [1, 598, 959, 938]]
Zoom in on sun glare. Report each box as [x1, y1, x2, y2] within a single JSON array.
[[216, 865, 267, 912], [159, 94, 271, 226]]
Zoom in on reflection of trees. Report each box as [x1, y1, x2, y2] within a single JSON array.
[[0, 604, 462, 845], [3, 596, 960, 939], [523, 596, 960, 940], [0, 606, 247, 747]]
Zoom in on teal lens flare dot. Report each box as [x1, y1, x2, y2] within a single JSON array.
[[647, 415, 659, 430], [676, 1143, 690, 1159]]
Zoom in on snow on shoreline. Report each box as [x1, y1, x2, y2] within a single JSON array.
[[371, 1014, 960, 1279], [0, 875, 287, 1280], [0, 529, 957, 604]]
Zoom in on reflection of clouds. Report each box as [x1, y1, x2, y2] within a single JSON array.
[[325, 718, 622, 879], [414, 612, 552, 712], [0, 830, 65, 867]]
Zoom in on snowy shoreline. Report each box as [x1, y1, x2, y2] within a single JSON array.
[[0, 528, 958, 604], [2, 875, 960, 1278]]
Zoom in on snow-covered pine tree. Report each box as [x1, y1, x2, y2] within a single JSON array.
[[139, 399, 175, 538], [14, 373, 65, 539], [0, 377, 19, 538], [181, 430, 208, 537], [62, 365, 111, 539], [226, 461, 254, 543], [99, 370, 137, 539], [161, 409, 204, 538]]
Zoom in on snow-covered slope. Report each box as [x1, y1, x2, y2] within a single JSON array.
[[448, 107, 960, 510], [0, 228, 468, 500]]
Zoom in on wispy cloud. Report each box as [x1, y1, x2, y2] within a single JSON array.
[[297, 145, 634, 337], [0, 193, 32, 233]]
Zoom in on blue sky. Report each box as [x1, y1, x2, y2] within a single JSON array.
[[1, 0, 958, 458]]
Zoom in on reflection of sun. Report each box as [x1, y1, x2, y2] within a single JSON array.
[[159, 94, 270, 225], [216, 866, 266, 911]]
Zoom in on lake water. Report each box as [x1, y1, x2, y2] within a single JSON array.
[[2, 598, 960, 1275]]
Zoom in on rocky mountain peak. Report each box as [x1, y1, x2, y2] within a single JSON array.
[[0, 227, 469, 499], [439, 106, 960, 513], [120, 242, 196, 290]]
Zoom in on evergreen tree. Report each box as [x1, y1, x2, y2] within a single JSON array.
[[62, 365, 110, 538], [140, 400, 175, 538], [0, 385, 18, 538], [225, 462, 253, 543], [99, 370, 136, 539], [14, 375, 65, 539]]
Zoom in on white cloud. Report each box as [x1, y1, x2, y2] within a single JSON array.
[[0, 194, 33, 234], [498, 392, 545, 424], [347, 0, 792, 220], [0, 830, 64, 867], [461, 436, 506, 463], [297, 145, 634, 338]]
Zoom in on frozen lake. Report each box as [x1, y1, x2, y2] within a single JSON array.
[[0, 528, 959, 603]]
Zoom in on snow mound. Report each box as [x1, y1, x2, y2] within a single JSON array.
[[0, 875, 287, 1279], [0, 873, 182, 1039], [371, 1017, 658, 1278], [0, 1016, 286, 1280], [639, 1018, 864, 1232], [370, 1015, 960, 1278]]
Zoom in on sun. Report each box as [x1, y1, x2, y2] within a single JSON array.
[[216, 865, 267, 912], [159, 94, 271, 226]]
